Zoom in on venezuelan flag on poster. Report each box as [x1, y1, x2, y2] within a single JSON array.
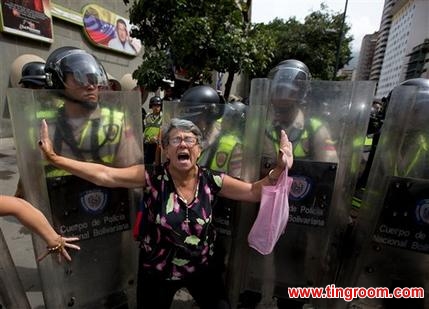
[[82, 4, 116, 46]]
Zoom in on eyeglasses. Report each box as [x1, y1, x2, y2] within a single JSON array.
[[169, 136, 198, 146]]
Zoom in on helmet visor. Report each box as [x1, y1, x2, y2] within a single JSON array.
[[271, 67, 309, 84], [178, 103, 208, 119], [57, 52, 108, 87]]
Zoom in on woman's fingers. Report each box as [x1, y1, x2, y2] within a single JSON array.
[[279, 130, 293, 169], [38, 119, 56, 161], [61, 249, 72, 262], [39, 119, 48, 143]]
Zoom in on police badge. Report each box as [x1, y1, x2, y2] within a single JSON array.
[[415, 199, 429, 225], [104, 124, 119, 141], [215, 151, 228, 168], [80, 189, 108, 214], [290, 176, 312, 201]]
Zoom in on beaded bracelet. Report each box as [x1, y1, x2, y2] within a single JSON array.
[[37, 236, 65, 262]]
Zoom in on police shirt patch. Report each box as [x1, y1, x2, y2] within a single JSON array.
[[80, 189, 108, 214], [290, 176, 312, 201], [215, 151, 228, 168], [104, 124, 119, 141], [415, 199, 429, 225]]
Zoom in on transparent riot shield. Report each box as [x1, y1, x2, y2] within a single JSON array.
[[7, 88, 143, 308], [0, 229, 31, 309], [227, 78, 272, 307], [233, 79, 375, 308], [336, 85, 428, 309]]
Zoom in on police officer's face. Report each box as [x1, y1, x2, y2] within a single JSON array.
[[64, 73, 99, 104], [271, 98, 299, 128], [151, 105, 161, 114]]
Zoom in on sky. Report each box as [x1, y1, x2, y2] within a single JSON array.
[[251, 0, 385, 54]]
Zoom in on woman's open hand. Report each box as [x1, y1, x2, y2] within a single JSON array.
[[38, 119, 56, 163], [277, 130, 293, 170], [37, 235, 81, 263]]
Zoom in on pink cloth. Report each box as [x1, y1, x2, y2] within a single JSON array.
[[248, 169, 293, 255]]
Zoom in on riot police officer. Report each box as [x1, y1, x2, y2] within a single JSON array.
[[252, 60, 338, 309], [394, 78, 429, 178], [210, 101, 247, 178], [179, 85, 224, 167], [143, 95, 163, 165], [17, 46, 143, 308], [261, 59, 338, 177], [208, 100, 248, 287], [351, 98, 386, 215], [342, 78, 429, 309], [381, 77, 428, 309], [43, 46, 142, 171], [19, 61, 46, 89]]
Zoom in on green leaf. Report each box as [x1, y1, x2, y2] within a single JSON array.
[[172, 258, 190, 266], [184, 235, 200, 246]]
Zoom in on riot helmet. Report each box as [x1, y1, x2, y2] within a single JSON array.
[[9, 54, 45, 88], [149, 96, 162, 108], [367, 99, 384, 135], [400, 78, 429, 100], [178, 85, 224, 138], [223, 101, 247, 126], [268, 59, 311, 104], [45, 46, 108, 90], [181, 85, 221, 104], [180, 85, 224, 122], [107, 73, 122, 91], [400, 78, 429, 124], [19, 61, 46, 88], [268, 59, 311, 131]]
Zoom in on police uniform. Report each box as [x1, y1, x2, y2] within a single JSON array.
[[395, 134, 428, 178], [351, 134, 374, 212], [143, 111, 162, 165], [209, 133, 242, 179], [44, 103, 142, 177], [261, 109, 338, 176]]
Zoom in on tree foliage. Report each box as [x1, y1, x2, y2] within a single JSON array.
[[253, 4, 353, 80], [126, 0, 275, 97], [125, 1, 353, 97]]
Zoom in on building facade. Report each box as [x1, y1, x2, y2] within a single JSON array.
[[0, 0, 143, 137], [405, 38, 429, 79], [355, 32, 378, 81], [369, 0, 398, 83], [376, 0, 429, 98]]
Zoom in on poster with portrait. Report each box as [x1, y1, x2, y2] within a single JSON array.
[[82, 4, 141, 56], [0, 0, 53, 43]]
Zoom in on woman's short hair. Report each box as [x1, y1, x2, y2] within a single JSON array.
[[161, 118, 203, 148]]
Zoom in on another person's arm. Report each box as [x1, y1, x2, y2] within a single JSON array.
[[219, 130, 293, 202], [0, 195, 80, 262], [39, 119, 146, 188], [314, 126, 339, 162]]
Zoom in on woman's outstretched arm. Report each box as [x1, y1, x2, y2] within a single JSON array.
[[39, 119, 146, 188], [0, 195, 80, 262]]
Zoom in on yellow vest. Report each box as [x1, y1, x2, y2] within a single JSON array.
[[209, 133, 241, 172], [45, 107, 125, 178], [143, 112, 162, 142]]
